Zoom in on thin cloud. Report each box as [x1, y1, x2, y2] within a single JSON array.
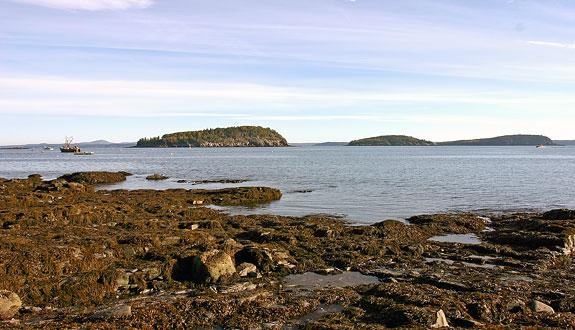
[[2, 77, 575, 117], [527, 41, 575, 49], [6, 0, 153, 11]]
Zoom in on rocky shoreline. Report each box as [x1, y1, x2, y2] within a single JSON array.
[[1, 172, 574, 329]]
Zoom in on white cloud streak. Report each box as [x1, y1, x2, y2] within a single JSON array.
[[1, 77, 575, 118], [6, 0, 153, 11], [527, 41, 575, 49]]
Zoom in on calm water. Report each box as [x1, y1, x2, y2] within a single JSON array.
[[1, 146, 574, 224]]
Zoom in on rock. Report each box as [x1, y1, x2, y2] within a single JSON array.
[[506, 299, 526, 313], [58, 171, 131, 185], [123, 245, 136, 257], [220, 282, 257, 294], [235, 245, 276, 272], [221, 238, 243, 256], [115, 271, 131, 289], [89, 304, 132, 319], [65, 182, 87, 192], [314, 228, 335, 238], [431, 309, 449, 328], [237, 263, 258, 277], [192, 250, 236, 283], [542, 209, 575, 220], [531, 300, 555, 313], [160, 236, 181, 246], [146, 174, 169, 180], [0, 290, 22, 320]]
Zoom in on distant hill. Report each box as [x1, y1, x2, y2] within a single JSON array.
[[554, 140, 575, 146], [348, 135, 435, 146], [0, 140, 136, 149], [314, 142, 348, 146], [136, 126, 289, 148], [438, 135, 555, 146]]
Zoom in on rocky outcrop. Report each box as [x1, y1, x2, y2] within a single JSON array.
[[482, 211, 575, 254], [2, 174, 575, 329], [59, 171, 131, 185]]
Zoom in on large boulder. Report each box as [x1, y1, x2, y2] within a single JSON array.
[[192, 250, 236, 283], [0, 290, 21, 320]]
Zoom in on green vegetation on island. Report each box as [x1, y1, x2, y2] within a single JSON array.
[[438, 134, 555, 146], [136, 126, 289, 148], [348, 135, 435, 146]]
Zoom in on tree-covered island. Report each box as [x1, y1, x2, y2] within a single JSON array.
[[136, 126, 289, 148]]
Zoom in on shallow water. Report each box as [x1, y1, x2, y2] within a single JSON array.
[[1, 146, 575, 224], [283, 271, 379, 294], [427, 233, 482, 244]]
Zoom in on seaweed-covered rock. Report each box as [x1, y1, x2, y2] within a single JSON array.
[[483, 214, 575, 254], [146, 174, 169, 180], [407, 213, 486, 235], [59, 171, 131, 185], [542, 209, 575, 220]]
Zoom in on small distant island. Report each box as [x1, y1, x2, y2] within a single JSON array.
[[437, 134, 555, 146], [136, 126, 289, 148], [314, 142, 348, 146], [347, 134, 556, 146], [553, 140, 575, 146], [348, 135, 435, 146]]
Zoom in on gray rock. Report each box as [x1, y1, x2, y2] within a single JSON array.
[[192, 249, 236, 283], [220, 282, 257, 294], [123, 245, 136, 257], [115, 271, 131, 289], [89, 304, 132, 319], [237, 262, 258, 277], [235, 245, 276, 272], [431, 309, 449, 328], [0, 290, 21, 320], [160, 236, 181, 246], [531, 300, 555, 313], [506, 299, 526, 313]]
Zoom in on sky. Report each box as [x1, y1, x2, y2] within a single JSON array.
[[1, 0, 575, 144]]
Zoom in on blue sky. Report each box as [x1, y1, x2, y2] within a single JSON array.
[[1, 0, 575, 144]]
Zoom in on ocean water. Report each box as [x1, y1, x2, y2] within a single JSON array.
[[1, 146, 574, 224]]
